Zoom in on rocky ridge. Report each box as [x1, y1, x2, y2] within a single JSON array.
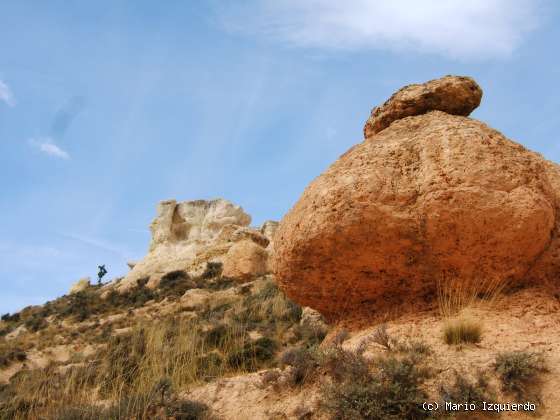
[[116, 198, 276, 291]]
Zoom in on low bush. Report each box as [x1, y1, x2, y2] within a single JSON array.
[[227, 337, 277, 368], [24, 314, 48, 332], [166, 399, 211, 419], [0, 346, 27, 368], [494, 351, 548, 400], [159, 270, 194, 298], [1, 313, 20, 323], [202, 262, 223, 280], [370, 324, 393, 350], [279, 346, 319, 386], [322, 354, 432, 420], [439, 371, 498, 415]]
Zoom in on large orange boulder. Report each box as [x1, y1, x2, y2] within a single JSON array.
[[273, 75, 560, 319]]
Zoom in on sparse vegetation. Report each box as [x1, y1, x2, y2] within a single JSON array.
[[437, 274, 509, 319], [321, 351, 432, 420], [494, 351, 548, 401], [279, 346, 319, 386], [275, 326, 434, 419], [0, 274, 313, 418], [0, 344, 26, 368], [439, 371, 498, 416], [1, 313, 20, 323]]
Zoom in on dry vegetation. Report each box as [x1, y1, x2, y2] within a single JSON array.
[[442, 311, 482, 345], [0, 267, 553, 419], [436, 274, 511, 347], [0, 264, 323, 419]]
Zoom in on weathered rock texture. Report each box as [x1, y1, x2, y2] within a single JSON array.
[[117, 199, 272, 291], [363, 75, 482, 138], [274, 75, 560, 319], [260, 220, 279, 244], [69, 277, 90, 294], [222, 240, 268, 281]]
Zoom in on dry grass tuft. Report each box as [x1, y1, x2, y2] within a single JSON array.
[[442, 311, 483, 345], [437, 274, 508, 318]]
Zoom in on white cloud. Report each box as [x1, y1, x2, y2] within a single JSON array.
[[217, 0, 541, 59], [29, 137, 70, 160], [0, 79, 15, 106]]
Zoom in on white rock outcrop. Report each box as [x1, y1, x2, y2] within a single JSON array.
[[117, 199, 271, 291]]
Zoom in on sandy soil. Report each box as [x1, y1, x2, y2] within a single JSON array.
[[184, 286, 560, 419]]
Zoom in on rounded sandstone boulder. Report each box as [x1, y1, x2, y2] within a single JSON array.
[[222, 239, 268, 281], [273, 106, 559, 319]]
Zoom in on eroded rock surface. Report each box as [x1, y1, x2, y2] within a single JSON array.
[[363, 75, 482, 138], [222, 239, 268, 281], [69, 277, 90, 294], [274, 76, 560, 319], [117, 199, 271, 291]]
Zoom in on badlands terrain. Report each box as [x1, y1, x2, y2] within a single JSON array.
[[1, 76, 560, 419]]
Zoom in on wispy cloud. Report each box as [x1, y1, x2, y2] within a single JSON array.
[[29, 137, 71, 159], [0, 79, 15, 106], [58, 232, 133, 260], [216, 0, 542, 59]]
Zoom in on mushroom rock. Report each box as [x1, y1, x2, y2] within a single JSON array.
[[273, 75, 559, 319]]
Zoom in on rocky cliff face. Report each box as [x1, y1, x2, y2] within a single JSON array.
[[117, 199, 274, 291], [273, 75, 560, 319]]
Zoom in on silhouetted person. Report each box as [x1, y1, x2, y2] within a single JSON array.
[[97, 264, 107, 285]]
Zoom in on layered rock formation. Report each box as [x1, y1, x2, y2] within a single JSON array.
[[273, 75, 560, 319], [117, 199, 274, 291]]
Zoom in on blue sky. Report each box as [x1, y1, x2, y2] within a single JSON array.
[[1, 1, 559, 314]]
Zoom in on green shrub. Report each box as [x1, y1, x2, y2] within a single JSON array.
[[322, 353, 432, 420], [196, 352, 224, 381], [159, 270, 196, 299], [319, 347, 370, 384], [292, 323, 326, 347], [204, 324, 228, 348], [0, 346, 27, 368], [227, 337, 277, 368], [98, 330, 147, 397], [1, 313, 20, 323], [166, 399, 211, 420], [128, 278, 156, 307], [202, 262, 223, 280], [494, 351, 548, 400], [439, 371, 497, 415], [279, 346, 318, 386], [24, 314, 47, 332]]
